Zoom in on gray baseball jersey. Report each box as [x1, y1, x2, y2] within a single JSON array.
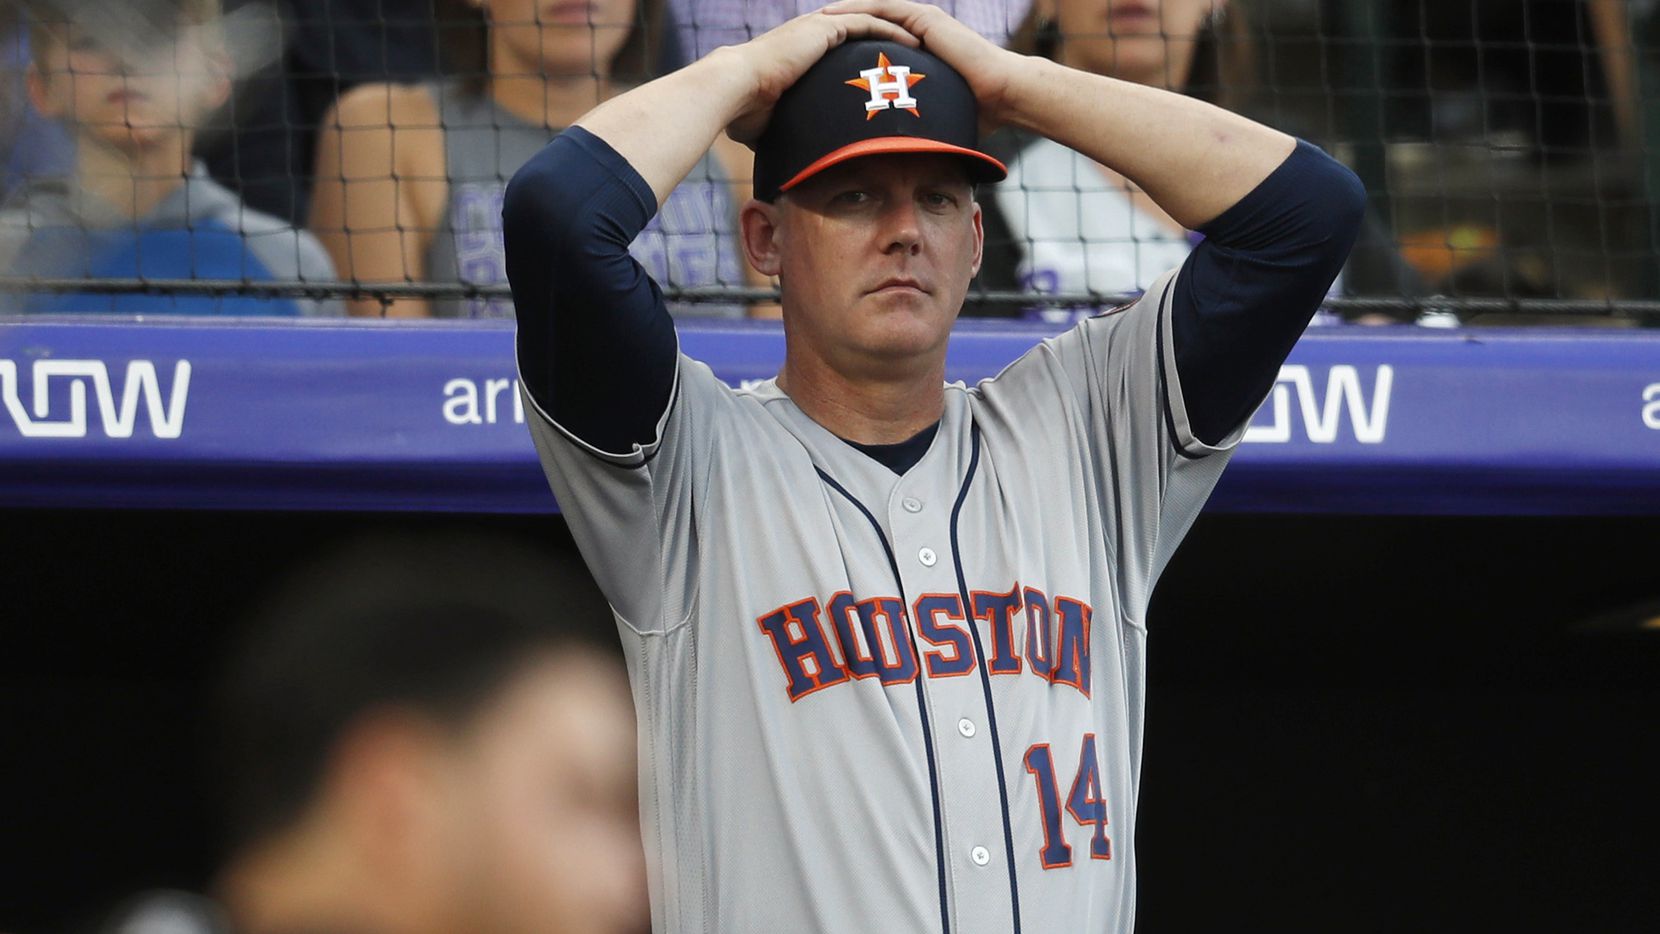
[[526, 266, 1241, 933]]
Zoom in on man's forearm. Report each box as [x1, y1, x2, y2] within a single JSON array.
[[575, 48, 757, 206], [998, 57, 1296, 231]]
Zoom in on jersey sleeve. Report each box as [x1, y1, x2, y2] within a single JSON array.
[[972, 142, 1362, 621], [523, 355, 737, 636], [504, 127, 723, 635]]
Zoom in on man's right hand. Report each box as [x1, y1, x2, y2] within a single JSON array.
[[723, 10, 921, 147], [572, 8, 919, 205]]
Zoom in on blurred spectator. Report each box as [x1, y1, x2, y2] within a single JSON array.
[[1, 6, 75, 198], [669, 0, 1032, 60], [975, 0, 1422, 322], [200, 0, 447, 226], [202, 0, 688, 226], [309, 0, 750, 318], [0, 0, 338, 316], [1377, 0, 1649, 317], [102, 533, 648, 934]]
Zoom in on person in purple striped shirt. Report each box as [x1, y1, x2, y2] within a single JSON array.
[[671, 0, 1031, 59]]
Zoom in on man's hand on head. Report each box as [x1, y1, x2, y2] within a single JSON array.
[[725, 10, 922, 147], [818, 0, 1027, 129], [567, 1, 919, 205]]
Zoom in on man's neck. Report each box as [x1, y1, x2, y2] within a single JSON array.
[[778, 351, 946, 446], [74, 135, 192, 221]]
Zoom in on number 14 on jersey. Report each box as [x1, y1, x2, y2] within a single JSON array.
[[1024, 733, 1112, 869]]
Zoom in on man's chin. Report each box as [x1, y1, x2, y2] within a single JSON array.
[[861, 290, 960, 323], [852, 317, 957, 362]]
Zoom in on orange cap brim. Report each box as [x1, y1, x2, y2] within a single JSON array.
[[778, 137, 1009, 193]]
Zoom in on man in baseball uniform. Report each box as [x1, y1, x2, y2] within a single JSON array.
[[504, 2, 1363, 931]]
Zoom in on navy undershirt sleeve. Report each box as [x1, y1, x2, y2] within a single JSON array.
[[1170, 140, 1367, 446], [503, 126, 678, 455]]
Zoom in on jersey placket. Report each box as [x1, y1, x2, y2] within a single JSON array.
[[887, 457, 1021, 933]]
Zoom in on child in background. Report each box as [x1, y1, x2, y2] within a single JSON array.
[[0, 0, 339, 316]]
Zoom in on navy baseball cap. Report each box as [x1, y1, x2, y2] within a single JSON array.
[[753, 40, 1007, 202]]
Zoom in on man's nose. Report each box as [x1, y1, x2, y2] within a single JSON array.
[[882, 199, 923, 255]]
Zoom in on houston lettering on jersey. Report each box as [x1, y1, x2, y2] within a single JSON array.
[[755, 583, 1092, 702]]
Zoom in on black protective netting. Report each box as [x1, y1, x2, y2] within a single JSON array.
[[1, 0, 1657, 323]]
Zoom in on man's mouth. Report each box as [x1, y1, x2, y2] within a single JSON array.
[[870, 277, 929, 295]]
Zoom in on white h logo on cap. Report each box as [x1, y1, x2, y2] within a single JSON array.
[[861, 62, 916, 112], [846, 52, 926, 119]]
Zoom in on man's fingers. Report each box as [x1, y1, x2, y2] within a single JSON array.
[[820, 1, 983, 64], [819, 0, 921, 19], [731, 5, 923, 147], [819, 0, 885, 14], [819, 0, 1015, 123], [823, 11, 921, 48], [820, 0, 941, 34], [755, 11, 919, 99]]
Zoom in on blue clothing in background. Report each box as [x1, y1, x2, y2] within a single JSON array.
[[0, 164, 341, 317], [2, 30, 76, 198], [16, 224, 306, 316]]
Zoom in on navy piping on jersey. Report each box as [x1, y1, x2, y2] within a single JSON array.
[[947, 423, 1023, 932], [815, 467, 953, 934], [1151, 279, 1206, 463]]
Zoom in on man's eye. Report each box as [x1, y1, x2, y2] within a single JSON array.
[[923, 192, 956, 209], [834, 190, 871, 205]]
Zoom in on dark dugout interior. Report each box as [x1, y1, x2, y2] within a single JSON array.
[[1, 508, 1655, 932]]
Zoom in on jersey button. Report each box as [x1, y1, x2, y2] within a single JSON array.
[[970, 846, 991, 866], [918, 547, 937, 567], [957, 718, 976, 738], [902, 496, 923, 513]]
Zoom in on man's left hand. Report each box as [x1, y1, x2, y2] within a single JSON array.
[[819, 0, 1028, 128]]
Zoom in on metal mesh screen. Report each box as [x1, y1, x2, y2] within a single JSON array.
[[1, 0, 1657, 323]]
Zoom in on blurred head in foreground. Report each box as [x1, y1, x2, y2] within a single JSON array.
[[213, 533, 646, 934]]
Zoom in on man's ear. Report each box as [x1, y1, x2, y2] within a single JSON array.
[[969, 201, 984, 279], [740, 199, 784, 279]]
